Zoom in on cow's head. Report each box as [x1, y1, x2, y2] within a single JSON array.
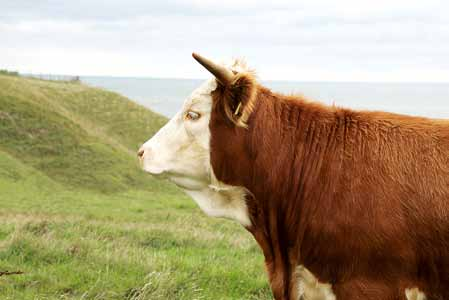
[[138, 53, 258, 226]]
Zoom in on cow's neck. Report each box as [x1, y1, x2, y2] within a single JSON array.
[[245, 92, 341, 298]]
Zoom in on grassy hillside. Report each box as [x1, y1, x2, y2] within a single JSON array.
[[0, 75, 271, 299]]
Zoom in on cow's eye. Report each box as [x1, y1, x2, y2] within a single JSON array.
[[186, 111, 201, 121]]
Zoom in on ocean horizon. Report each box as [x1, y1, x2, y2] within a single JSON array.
[[81, 76, 449, 119]]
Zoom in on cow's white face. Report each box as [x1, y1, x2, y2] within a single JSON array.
[[139, 78, 217, 191], [139, 58, 251, 227]]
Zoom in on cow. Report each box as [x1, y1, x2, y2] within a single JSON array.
[[138, 53, 449, 300]]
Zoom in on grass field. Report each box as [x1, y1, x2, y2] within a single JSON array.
[[0, 74, 272, 299]]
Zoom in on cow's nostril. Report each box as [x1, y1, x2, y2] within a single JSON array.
[[137, 148, 145, 158]]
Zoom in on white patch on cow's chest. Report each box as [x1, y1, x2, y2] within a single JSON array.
[[296, 266, 336, 300], [405, 288, 427, 300], [185, 183, 251, 227]]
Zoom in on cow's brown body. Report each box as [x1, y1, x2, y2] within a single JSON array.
[[210, 79, 449, 299]]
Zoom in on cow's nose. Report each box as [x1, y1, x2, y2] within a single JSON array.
[[137, 148, 145, 158]]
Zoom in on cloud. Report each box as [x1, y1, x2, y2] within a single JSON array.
[[1, 0, 448, 81]]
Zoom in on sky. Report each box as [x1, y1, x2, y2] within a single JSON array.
[[1, 0, 449, 82]]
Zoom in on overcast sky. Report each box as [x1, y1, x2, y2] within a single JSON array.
[[1, 0, 449, 81]]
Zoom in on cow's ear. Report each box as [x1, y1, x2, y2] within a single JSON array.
[[218, 72, 258, 128]]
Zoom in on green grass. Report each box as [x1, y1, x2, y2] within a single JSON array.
[[0, 75, 271, 299]]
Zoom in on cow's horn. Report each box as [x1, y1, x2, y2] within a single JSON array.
[[192, 52, 234, 85]]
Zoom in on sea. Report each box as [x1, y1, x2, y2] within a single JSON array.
[[81, 77, 449, 119]]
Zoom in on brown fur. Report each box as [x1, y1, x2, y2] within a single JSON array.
[[209, 75, 449, 300]]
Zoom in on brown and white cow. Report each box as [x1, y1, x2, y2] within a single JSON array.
[[138, 53, 449, 300]]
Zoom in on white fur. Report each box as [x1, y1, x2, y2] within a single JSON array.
[[185, 185, 251, 227], [139, 63, 252, 227], [296, 265, 336, 300], [140, 79, 216, 183], [405, 288, 427, 300]]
